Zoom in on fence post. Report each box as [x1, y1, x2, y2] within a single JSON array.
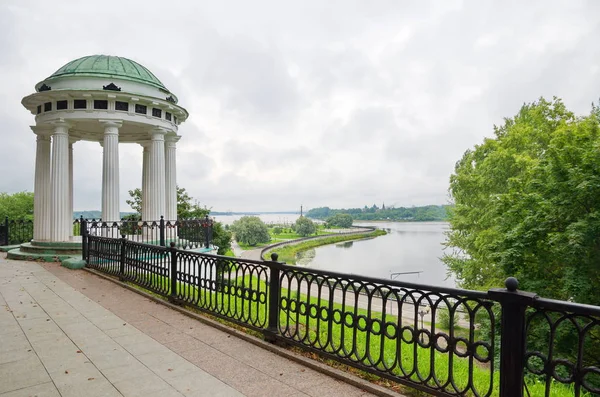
[[265, 252, 282, 343], [488, 277, 537, 397], [169, 242, 179, 304], [81, 217, 88, 263], [205, 224, 210, 249], [203, 215, 212, 248], [160, 216, 165, 247], [119, 234, 126, 281]]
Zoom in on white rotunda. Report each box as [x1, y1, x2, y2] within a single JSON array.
[[21, 55, 188, 243]]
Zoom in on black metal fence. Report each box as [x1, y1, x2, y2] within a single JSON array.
[[0, 216, 213, 249], [75, 216, 213, 250], [85, 234, 600, 397], [0, 217, 33, 246]]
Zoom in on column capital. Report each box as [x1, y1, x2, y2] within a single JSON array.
[[165, 134, 181, 143], [35, 134, 51, 142], [99, 120, 123, 129], [30, 125, 52, 136], [50, 119, 71, 135], [50, 119, 71, 128], [149, 127, 167, 141]]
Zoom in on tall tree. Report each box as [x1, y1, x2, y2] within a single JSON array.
[[444, 97, 600, 305], [126, 186, 229, 254], [126, 186, 209, 219]]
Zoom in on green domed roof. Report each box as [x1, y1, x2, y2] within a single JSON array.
[[44, 55, 167, 91]]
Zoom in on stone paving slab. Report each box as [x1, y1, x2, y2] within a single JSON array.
[[0, 254, 403, 397], [0, 256, 243, 397]]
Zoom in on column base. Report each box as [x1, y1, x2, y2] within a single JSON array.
[[6, 241, 82, 262]]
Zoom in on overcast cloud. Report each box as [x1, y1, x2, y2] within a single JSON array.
[[1, 0, 599, 212]]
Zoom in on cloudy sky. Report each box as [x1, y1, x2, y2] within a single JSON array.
[[1, 1, 599, 212]]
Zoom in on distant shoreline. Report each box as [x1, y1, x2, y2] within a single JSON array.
[[351, 219, 449, 223]]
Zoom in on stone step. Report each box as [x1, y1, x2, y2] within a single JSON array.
[[0, 244, 21, 253], [19, 242, 82, 255], [29, 240, 82, 248], [7, 248, 74, 262]]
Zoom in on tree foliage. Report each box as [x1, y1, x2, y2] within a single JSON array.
[[326, 213, 353, 228], [126, 186, 229, 253], [126, 186, 209, 220], [444, 97, 600, 305], [211, 222, 232, 255], [0, 192, 34, 220], [307, 205, 449, 221], [293, 216, 316, 237], [231, 216, 271, 246]]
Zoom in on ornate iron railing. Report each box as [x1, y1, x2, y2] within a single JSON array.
[[524, 298, 600, 397], [277, 267, 496, 396], [74, 216, 213, 249], [175, 249, 269, 330], [0, 217, 33, 246], [122, 240, 170, 296], [84, 234, 600, 397]]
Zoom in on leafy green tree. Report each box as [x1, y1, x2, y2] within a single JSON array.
[[0, 192, 34, 220], [126, 186, 228, 253], [445, 98, 600, 376], [126, 186, 209, 220], [211, 222, 232, 255], [326, 213, 353, 228], [305, 207, 331, 219], [444, 97, 600, 305], [294, 216, 316, 237], [231, 216, 271, 246], [272, 226, 282, 235]]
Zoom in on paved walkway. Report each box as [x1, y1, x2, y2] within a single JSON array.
[[0, 255, 400, 397]]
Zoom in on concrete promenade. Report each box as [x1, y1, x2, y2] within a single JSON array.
[[0, 254, 403, 397]]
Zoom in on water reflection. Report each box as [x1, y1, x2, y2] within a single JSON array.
[[336, 241, 354, 249]]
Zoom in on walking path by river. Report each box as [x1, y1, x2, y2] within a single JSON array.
[[235, 227, 373, 262]]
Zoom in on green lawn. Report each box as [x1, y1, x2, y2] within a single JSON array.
[[120, 266, 585, 397]]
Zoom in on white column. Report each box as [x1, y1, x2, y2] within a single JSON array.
[[50, 121, 71, 241], [147, 128, 166, 221], [141, 143, 150, 221], [68, 140, 75, 227], [100, 120, 122, 223], [32, 130, 51, 241], [165, 135, 180, 221]]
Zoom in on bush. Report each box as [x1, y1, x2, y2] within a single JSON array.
[[326, 213, 353, 228], [294, 217, 316, 237], [437, 308, 459, 331], [231, 216, 270, 246]]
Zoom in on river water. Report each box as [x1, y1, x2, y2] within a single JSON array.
[[213, 214, 454, 288], [300, 221, 455, 288]]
